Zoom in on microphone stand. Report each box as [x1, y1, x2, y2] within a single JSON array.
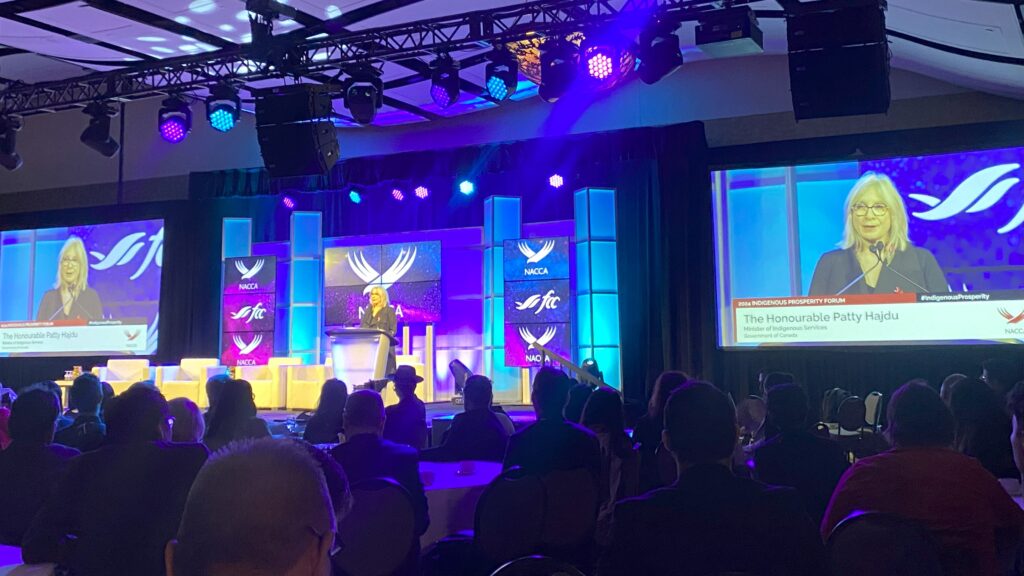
[[836, 259, 881, 295], [872, 242, 930, 294]]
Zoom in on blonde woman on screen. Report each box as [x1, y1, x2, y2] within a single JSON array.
[[808, 172, 948, 296], [36, 236, 104, 321]]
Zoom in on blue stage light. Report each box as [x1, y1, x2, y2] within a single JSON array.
[[459, 180, 475, 195], [206, 84, 240, 133], [349, 190, 362, 204]]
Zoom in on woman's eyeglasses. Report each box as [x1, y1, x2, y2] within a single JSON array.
[[852, 203, 888, 217]]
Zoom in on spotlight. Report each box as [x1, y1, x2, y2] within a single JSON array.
[[343, 66, 383, 125], [638, 23, 683, 85], [0, 115, 23, 171], [549, 174, 564, 189], [579, 34, 632, 88], [349, 190, 362, 204], [458, 180, 475, 195], [414, 186, 430, 199], [80, 102, 120, 158], [430, 55, 460, 109], [158, 96, 192, 143], [206, 84, 240, 132], [281, 195, 296, 209], [485, 49, 518, 101], [539, 38, 578, 103], [391, 188, 405, 201]]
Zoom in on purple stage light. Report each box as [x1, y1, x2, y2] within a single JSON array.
[[415, 186, 430, 199], [159, 117, 188, 143], [281, 196, 295, 209], [586, 51, 615, 81], [392, 188, 405, 201], [158, 96, 192, 143], [549, 174, 564, 189]]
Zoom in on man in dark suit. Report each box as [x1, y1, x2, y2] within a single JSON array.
[[503, 367, 601, 482], [422, 375, 509, 462], [753, 383, 849, 525], [383, 366, 428, 450], [330, 389, 429, 536], [598, 381, 824, 576], [54, 373, 106, 452], [0, 388, 80, 545], [22, 387, 209, 576]]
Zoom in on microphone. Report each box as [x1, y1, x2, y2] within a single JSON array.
[[871, 241, 931, 294], [836, 258, 881, 295]]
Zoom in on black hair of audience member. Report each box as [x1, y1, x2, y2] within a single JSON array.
[[167, 439, 336, 576], [205, 379, 259, 443], [302, 379, 349, 445], [69, 373, 103, 415], [105, 386, 172, 444], [462, 375, 493, 411], [532, 366, 572, 419], [765, 384, 809, 434], [32, 381, 64, 413], [303, 442, 353, 521], [760, 372, 795, 396], [9, 388, 60, 444], [886, 381, 954, 448], [565, 383, 595, 423], [949, 377, 1016, 477], [129, 380, 158, 391], [983, 358, 1018, 396], [940, 373, 968, 406], [664, 381, 737, 464], [648, 371, 689, 422], [205, 374, 230, 410], [1009, 382, 1024, 421], [100, 381, 115, 414], [168, 398, 205, 444], [582, 387, 632, 458]]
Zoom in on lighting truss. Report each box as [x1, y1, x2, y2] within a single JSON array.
[[0, 0, 759, 116]]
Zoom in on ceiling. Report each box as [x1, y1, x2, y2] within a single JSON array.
[[2, 0, 1024, 127]]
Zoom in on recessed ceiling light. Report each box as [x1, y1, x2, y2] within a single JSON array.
[[218, 23, 234, 32], [179, 44, 199, 52], [235, 9, 254, 21], [188, 0, 216, 14], [152, 46, 175, 54], [136, 36, 166, 42], [174, 15, 191, 24], [280, 19, 298, 27], [181, 35, 197, 42], [325, 5, 341, 19]]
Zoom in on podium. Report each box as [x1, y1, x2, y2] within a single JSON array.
[[326, 328, 397, 393]]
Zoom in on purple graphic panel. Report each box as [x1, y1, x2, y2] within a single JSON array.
[[224, 256, 277, 295], [221, 331, 274, 366], [505, 279, 571, 324], [504, 323, 572, 368], [325, 246, 381, 288], [222, 256, 277, 365], [503, 237, 571, 281], [389, 281, 442, 323], [223, 292, 276, 333], [324, 285, 363, 326]]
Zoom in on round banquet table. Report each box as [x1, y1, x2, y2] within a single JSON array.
[[419, 460, 503, 547]]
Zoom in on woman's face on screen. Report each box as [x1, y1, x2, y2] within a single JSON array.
[[851, 188, 891, 245], [60, 253, 80, 285]]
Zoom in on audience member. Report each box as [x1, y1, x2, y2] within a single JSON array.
[[564, 383, 595, 423], [0, 388, 80, 545], [598, 381, 824, 576], [752, 384, 849, 524], [100, 381, 115, 414], [581, 387, 639, 542], [129, 379, 158, 391], [204, 379, 271, 452], [23, 387, 209, 576], [760, 371, 796, 396], [1007, 382, 1024, 480], [982, 358, 1019, 398], [302, 378, 348, 445], [948, 377, 1017, 478], [330, 390, 429, 536], [383, 366, 428, 450], [421, 375, 509, 462], [33, 380, 73, 430], [169, 398, 205, 444], [632, 371, 688, 491], [203, 373, 229, 426], [0, 387, 12, 449], [504, 367, 601, 482], [54, 373, 106, 452], [166, 439, 337, 576], [940, 373, 968, 405], [822, 382, 1024, 576]]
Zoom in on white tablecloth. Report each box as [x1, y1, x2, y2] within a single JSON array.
[[420, 460, 503, 547]]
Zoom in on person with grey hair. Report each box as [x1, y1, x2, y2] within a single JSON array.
[[166, 438, 337, 576]]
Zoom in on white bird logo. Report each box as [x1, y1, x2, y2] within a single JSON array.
[[232, 334, 263, 355], [234, 259, 265, 280], [230, 302, 267, 324], [347, 246, 418, 293], [518, 240, 555, 264], [519, 326, 557, 349], [90, 227, 164, 280], [909, 163, 1024, 234]]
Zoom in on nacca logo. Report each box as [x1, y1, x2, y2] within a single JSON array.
[[235, 259, 265, 280], [998, 307, 1024, 324], [348, 246, 417, 293], [231, 302, 268, 324], [910, 163, 1024, 234], [518, 240, 555, 276], [232, 333, 263, 355], [519, 326, 557, 363], [514, 289, 561, 316], [90, 227, 164, 280]]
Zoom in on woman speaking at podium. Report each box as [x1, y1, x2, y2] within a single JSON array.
[[808, 172, 949, 296], [36, 236, 104, 321], [360, 286, 397, 376]]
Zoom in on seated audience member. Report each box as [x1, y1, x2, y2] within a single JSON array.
[[383, 366, 428, 450], [330, 390, 429, 536], [34, 381, 73, 430], [822, 382, 1024, 576], [564, 383, 595, 423], [421, 375, 509, 462], [100, 381, 115, 414], [54, 373, 106, 452], [633, 371, 688, 491], [752, 384, 848, 525], [204, 379, 271, 453], [168, 398, 205, 444], [302, 378, 348, 445], [0, 389, 11, 449], [166, 439, 338, 576], [940, 373, 968, 405], [0, 388, 80, 545], [598, 381, 824, 576], [1008, 382, 1024, 480], [949, 378, 1017, 478], [130, 380, 158, 391], [983, 358, 1019, 399], [202, 373, 229, 426], [23, 387, 209, 576], [760, 371, 796, 396], [504, 367, 601, 482], [581, 387, 639, 541]]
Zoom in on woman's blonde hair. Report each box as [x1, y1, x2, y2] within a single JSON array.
[[840, 172, 911, 253], [369, 285, 389, 306], [54, 236, 89, 296]]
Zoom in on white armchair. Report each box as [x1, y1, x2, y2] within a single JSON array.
[[92, 359, 151, 395], [286, 359, 333, 411], [156, 359, 226, 407], [236, 357, 303, 409]]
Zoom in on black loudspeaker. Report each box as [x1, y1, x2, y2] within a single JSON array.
[[787, 0, 890, 120], [255, 85, 339, 177]]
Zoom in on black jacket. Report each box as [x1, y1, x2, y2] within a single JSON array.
[[808, 246, 948, 295], [504, 418, 602, 483], [0, 442, 80, 545], [421, 408, 510, 463], [752, 430, 850, 524]]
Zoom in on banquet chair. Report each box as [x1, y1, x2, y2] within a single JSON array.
[[285, 359, 333, 411], [235, 357, 302, 409], [488, 555, 585, 576], [863, 391, 884, 432], [836, 396, 866, 437], [156, 359, 224, 408], [92, 359, 150, 396], [335, 478, 417, 576], [539, 468, 599, 564], [474, 467, 546, 567], [827, 512, 942, 576]]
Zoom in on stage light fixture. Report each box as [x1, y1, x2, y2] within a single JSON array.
[[80, 102, 120, 158], [638, 24, 683, 85], [415, 186, 430, 199], [392, 188, 405, 201], [549, 174, 564, 189], [343, 66, 383, 125], [485, 49, 519, 101], [349, 190, 362, 204], [281, 195, 296, 209], [459, 180, 475, 195], [0, 115, 23, 171], [579, 34, 632, 89], [158, 96, 192, 143], [430, 55, 461, 109], [206, 84, 241, 132], [539, 38, 578, 103]]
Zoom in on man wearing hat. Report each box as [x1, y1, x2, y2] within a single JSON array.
[[383, 365, 428, 450]]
